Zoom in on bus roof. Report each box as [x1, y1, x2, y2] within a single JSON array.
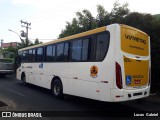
[[19, 26, 107, 51]]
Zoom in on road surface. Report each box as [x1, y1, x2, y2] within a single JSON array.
[[0, 74, 159, 120]]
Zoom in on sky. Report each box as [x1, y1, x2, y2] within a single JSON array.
[[0, 0, 160, 44]]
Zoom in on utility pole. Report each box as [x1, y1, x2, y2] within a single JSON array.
[[1, 39, 3, 49], [20, 20, 31, 40]]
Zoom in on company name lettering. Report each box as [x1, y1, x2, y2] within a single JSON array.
[[125, 34, 146, 44]]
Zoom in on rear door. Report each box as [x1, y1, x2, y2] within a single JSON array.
[[121, 25, 150, 89]]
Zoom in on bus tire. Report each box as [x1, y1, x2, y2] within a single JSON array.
[[51, 79, 63, 99], [21, 74, 26, 85]]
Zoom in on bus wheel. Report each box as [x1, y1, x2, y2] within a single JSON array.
[[51, 79, 63, 99], [22, 74, 26, 85]]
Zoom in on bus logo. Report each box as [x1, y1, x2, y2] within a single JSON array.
[[125, 34, 146, 44], [39, 63, 43, 69], [90, 65, 98, 78], [126, 75, 132, 85]]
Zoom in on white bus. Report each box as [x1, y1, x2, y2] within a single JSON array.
[[16, 24, 151, 102]]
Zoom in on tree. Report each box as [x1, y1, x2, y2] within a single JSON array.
[[124, 12, 153, 33], [3, 46, 18, 53], [59, 1, 130, 38], [59, 9, 97, 38], [59, 18, 82, 38], [110, 1, 129, 23], [17, 38, 43, 49], [17, 38, 32, 49], [96, 5, 110, 27], [76, 9, 97, 31], [34, 38, 43, 45]]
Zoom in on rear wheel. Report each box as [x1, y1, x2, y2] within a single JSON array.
[[51, 79, 63, 99]]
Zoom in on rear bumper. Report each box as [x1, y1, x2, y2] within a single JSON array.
[[110, 86, 150, 102]]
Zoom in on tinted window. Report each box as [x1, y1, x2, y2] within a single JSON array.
[[36, 47, 43, 62], [95, 32, 110, 61], [22, 51, 25, 62], [71, 39, 82, 61], [18, 51, 23, 56], [17, 51, 23, 63], [52, 45, 56, 61], [89, 36, 95, 61], [82, 39, 89, 61], [64, 42, 69, 61], [28, 49, 32, 62], [46, 45, 53, 62], [56, 43, 64, 61], [32, 49, 35, 62], [22, 51, 28, 62]]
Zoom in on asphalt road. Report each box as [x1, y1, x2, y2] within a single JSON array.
[[0, 74, 159, 120]]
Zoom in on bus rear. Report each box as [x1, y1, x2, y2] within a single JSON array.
[[111, 24, 150, 102]]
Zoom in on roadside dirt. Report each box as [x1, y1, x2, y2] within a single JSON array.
[[0, 95, 16, 111]]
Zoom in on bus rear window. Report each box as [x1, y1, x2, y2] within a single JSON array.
[[121, 26, 149, 56]]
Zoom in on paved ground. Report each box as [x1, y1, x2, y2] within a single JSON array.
[[145, 93, 160, 104], [0, 74, 160, 120]]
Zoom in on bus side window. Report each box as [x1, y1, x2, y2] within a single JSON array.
[[64, 42, 69, 61], [56, 43, 64, 61], [45, 45, 53, 62], [28, 49, 33, 62], [95, 32, 110, 61], [17, 51, 22, 68], [71, 39, 82, 61], [36, 47, 43, 62], [22, 51, 28, 62], [32, 49, 36, 62], [16, 56, 22, 68], [21, 51, 24, 62], [52, 45, 56, 61], [89, 35, 96, 61], [82, 38, 89, 61]]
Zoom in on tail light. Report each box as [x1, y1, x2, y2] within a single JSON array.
[[116, 62, 123, 89]]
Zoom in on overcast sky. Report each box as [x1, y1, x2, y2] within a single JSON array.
[[0, 0, 160, 43]]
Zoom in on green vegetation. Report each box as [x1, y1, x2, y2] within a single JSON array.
[[17, 38, 42, 49], [153, 14, 160, 21], [59, 1, 160, 92], [1, 47, 17, 64], [1, 38, 42, 72]]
